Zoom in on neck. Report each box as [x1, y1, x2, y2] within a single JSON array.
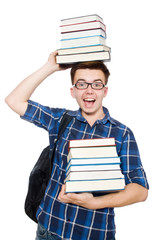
[[81, 108, 105, 127]]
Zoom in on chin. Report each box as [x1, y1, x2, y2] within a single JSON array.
[[82, 108, 96, 115]]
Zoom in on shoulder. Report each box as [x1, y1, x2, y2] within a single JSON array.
[[106, 111, 136, 144], [27, 100, 67, 118], [104, 107, 132, 136], [110, 116, 132, 133]]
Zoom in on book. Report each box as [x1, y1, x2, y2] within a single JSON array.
[[61, 28, 106, 39], [66, 163, 121, 175], [61, 14, 104, 25], [60, 21, 106, 33], [67, 145, 118, 161], [67, 156, 120, 167], [65, 137, 124, 193], [65, 178, 125, 193], [60, 35, 106, 49], [56, 51, 110, 64], [57, 14, 111, 64], [69, 137, 115, 148], [57, 45, 110, 56], [65, 170, 124, 181]]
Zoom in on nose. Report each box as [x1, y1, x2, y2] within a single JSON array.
[[85, 84, 94, 93]]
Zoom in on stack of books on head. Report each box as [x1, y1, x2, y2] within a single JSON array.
[[56, 14, 111, 64], [65, 138, 125, 193]]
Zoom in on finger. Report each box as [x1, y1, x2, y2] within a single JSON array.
[[61, 184, 66, 193], [67, 193, 81, 200], [58, 185, 64, 199]]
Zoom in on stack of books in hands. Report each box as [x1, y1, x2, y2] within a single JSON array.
[[56, 14, 111, 64], [65, 138, 125, 193]]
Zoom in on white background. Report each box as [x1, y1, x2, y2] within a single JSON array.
[[1, 0, 159, 239]]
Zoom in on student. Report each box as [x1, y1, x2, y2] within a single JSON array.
[[5, 51, 149, 240]]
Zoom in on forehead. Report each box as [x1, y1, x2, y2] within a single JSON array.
[[74, 69, 105, 83]]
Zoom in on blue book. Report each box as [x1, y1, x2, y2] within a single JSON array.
[[66, 163, 121, 176], [60, 35, 106, 49], [67, 156, 120, 167]]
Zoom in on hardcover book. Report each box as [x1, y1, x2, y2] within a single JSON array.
[[57, 45, 110, 56], [69, 137, 115, 148], [67, 156, 120, 167], [60, 21, 106, 33], [56, 51, 110, 64], [60, 35, 106, 49], [65, 178, 125, 193], [61, 14, 104, 25], [61, 28, 106, 39], [66, 163, 121, 175], [65, 170, 124, 181], [67, 145, 118, 160]]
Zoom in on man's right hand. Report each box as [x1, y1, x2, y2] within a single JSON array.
[[47, 51, 72, 73]]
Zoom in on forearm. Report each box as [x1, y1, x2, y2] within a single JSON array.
[[91, 183, 148, 209], [5, 61, 56, 116], [58, 183, 148, 210], [5, 51, 67, 116]]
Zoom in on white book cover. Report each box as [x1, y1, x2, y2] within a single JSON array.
[[61, 14, 103, 25], [65, 178, 125, 193], [61, 28, 106, 39], [65, 170, 124, 181], [67, 145, 118, 160], [56, 51, 110, 64], [57, 45, 110, 55], [60, 21, 105, 33], [69, 137, 115, 148]]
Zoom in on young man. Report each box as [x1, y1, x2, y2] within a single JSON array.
[[5, 51, 149, 240]]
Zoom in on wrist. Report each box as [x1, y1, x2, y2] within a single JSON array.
[[43, 61, 58, 76]]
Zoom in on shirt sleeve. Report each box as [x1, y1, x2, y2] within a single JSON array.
[[119, 128, 149, 189], [20, 100, 66, 132]]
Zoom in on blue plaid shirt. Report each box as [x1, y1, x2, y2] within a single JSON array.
[[21, 100, 149, 240]]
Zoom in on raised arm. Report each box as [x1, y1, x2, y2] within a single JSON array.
[[5, 51, 67, 116]]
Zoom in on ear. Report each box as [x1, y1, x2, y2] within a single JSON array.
[[70, 87, 76, 98], [104, 86, 108, 98]]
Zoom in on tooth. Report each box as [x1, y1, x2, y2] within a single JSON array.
[[85, 99, 94, 101]]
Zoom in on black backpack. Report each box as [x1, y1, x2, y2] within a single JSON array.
[[24, 112, 73, 223]]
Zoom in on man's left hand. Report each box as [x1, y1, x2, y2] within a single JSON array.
[[58, 184, 95, 209]]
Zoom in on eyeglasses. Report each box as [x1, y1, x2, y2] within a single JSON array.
[[73, 82, 106, 90]]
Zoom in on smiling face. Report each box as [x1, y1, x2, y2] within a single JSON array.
[[70, 68, 108, 122]]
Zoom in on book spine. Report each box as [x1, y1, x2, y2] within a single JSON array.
[[68, 137, 115, 149], [61, 14, 103, 25], [66, 177, 125, 182], [66, 162, 121, 171], [61, 27, 105, 34], [60, 44, 104, 50], [60, 20, 105, 28], [60, 35, 106, 41], [69, 144, 116, 149]]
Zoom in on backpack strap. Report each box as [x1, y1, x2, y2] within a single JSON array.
[[50, 111, 73, 162], [57, 111, 73, 141]]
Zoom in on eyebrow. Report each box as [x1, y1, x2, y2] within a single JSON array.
[[77, 79, 103, 82]]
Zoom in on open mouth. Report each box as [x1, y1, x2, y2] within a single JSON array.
[[83, 98, 96, 108]]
